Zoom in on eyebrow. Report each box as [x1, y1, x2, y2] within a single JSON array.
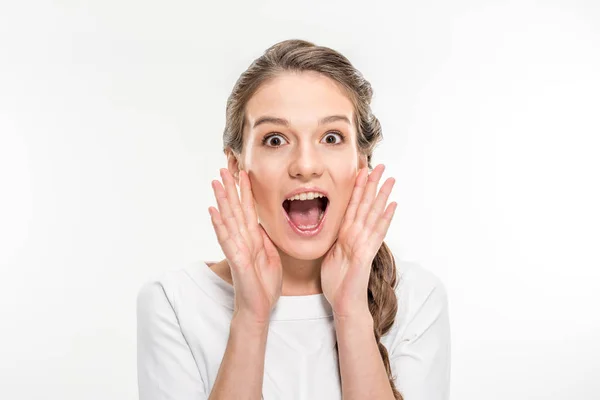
[[252, 115, 351, 129]]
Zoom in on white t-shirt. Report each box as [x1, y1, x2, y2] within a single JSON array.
[[136, 259, 451, 400]]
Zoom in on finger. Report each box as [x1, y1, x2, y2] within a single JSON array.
[[221, 169, 254, 248], [259, 223, 279, 261], [211, 179, 246, 249], [220, 169, 248, 233], [208, 206, 230, 243], [240, 170, 262, 249], [365, 177, 395, 230], [341, 167, 369, 227], [355, 164, 386, 224], [373, 201, 397, 241], [208, 206, 238, 261]]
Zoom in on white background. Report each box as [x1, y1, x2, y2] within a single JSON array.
[[1, 0, 599, 399]]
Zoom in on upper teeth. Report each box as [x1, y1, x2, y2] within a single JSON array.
[[286, 192, 326, 201]]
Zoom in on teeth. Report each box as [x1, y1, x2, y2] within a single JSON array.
[[286, 191, 326, 201]]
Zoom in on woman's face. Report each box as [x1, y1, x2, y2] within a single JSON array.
[[234, 71, 366, 260]]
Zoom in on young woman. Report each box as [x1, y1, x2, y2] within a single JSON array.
[[137, 39, 451, 400]]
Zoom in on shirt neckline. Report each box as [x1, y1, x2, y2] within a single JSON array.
[[184, 260, 333, 321]]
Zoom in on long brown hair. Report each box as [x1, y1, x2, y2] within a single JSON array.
[[222, 39, 402, 399]]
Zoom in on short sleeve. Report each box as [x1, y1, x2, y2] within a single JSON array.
[[390, 281, 451, 400], [136, 281, 208, 400]]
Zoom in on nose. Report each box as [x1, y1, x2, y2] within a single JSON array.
[[288, 141, 325, 180]]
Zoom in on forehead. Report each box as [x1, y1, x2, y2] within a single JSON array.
[[245, 71, 355, 129]]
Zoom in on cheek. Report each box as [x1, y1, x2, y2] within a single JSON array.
[[247, 172, 282, 221], [339, 168, 359, 194], [331, 170, 360, 216]]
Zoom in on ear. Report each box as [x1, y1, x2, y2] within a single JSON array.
[[225, 148, 242, 186]]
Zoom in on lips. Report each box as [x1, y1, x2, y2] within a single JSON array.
[[281, 198, 329, 237], [281, 189, 330, 237]]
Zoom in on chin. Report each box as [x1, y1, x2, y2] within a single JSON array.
[[282, 239, 332, 260]]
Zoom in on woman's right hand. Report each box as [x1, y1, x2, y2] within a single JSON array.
[[208, 168, 283, 326]]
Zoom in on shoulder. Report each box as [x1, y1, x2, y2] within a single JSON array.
[[395, 261, 448, 304], [136, 265, 197, 312], [390, 261, 449, 337]]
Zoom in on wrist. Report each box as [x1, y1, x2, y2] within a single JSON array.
[[333, 309, 374, 330], [231, 312, 270, 337]]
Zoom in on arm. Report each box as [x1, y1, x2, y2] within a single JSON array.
[[208, 314, 269, 400], [334, 312, 396, 399], [334, 282, 451, 400], [390, 282, 451, 400], [136, 281, 207, 400], [137, 281, 270, 400]]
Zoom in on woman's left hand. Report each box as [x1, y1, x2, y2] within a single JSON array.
[[321, 164, 398, 320]]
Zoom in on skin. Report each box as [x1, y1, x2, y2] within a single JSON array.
[[207, 70, 399, 398], [214, 70, 369, 296]]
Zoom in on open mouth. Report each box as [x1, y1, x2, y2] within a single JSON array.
[[282, 196, 329, 233]]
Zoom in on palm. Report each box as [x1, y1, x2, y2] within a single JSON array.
[[320, 165, 397, 319], [209, 168, 283, 324], [251, 237, 283, 306]]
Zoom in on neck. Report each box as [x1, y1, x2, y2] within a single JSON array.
[[278, 250, 324, 296]]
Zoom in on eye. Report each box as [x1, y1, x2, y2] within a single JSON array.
[[262, 131, 345, 147], [262, 133, 288, 147], [321, 131, 345, 145]]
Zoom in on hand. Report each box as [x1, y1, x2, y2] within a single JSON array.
[[320, 164, 397, 320], [208, 168, 283, 326]]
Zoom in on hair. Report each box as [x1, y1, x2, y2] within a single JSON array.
[[222, 39, 402, 399]]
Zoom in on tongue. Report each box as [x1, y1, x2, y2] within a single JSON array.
[[287, 199, 322, 228]]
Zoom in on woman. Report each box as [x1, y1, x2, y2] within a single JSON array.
[[137, 39, 451, 400]]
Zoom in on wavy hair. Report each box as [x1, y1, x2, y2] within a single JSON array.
[[222, 39, 402, 399]]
